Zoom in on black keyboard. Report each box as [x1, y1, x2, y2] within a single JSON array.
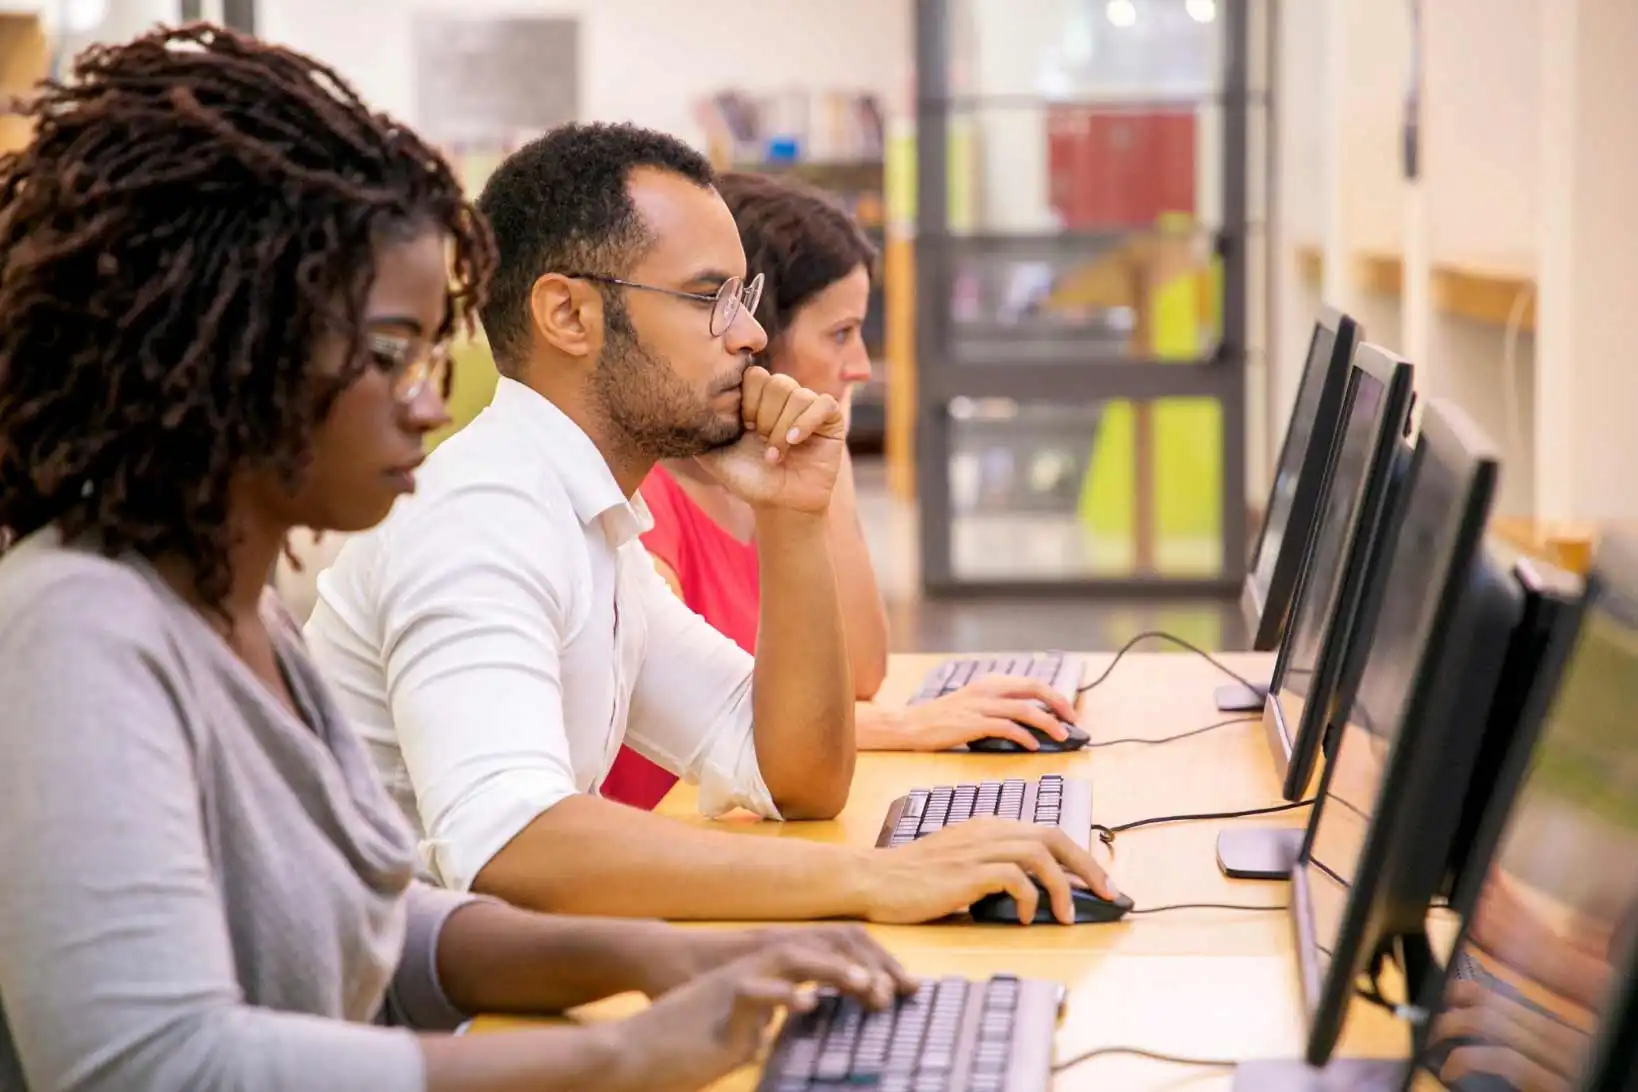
[[757, 975, 1062, 1092], [911, 652, 1086, 705], [876, 775, 1094, 849]]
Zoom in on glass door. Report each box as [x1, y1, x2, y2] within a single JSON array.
[[914, 0, 1265, 596]]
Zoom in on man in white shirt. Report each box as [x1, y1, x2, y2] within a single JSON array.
[[305, 122, 1117, 924]]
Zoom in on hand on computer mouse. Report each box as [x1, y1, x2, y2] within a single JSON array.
[[861, 675, 1081, 752], [858, 818, 1118, 925]]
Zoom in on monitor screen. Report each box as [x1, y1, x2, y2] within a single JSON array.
[[1303, 430, 1462, 996], [1250, 321, 1338, 595], [1273, 366, 1385, 717], [1411, 577, 1638, 1092]]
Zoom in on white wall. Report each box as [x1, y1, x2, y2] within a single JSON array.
[[1536, 0, 1638, 523], [257, 0, 912, 149], [1274, 0, 1638, 524]]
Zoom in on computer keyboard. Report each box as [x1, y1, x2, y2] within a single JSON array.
[[757, 974, 1062, 1092], [876, 774, 1094, 849], [911, 651, 1086, 705]]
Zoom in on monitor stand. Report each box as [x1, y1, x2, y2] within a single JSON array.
[[1216, 827, 1303, 880], [1231, 1059, 1407, 1091], [1215, 682, 1268, 712]]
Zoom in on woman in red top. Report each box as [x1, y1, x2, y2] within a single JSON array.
[[600, 172, 1078, 810]]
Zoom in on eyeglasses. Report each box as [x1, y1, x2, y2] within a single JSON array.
[[368, 332, 452, 404], [564, 271, 764, 338]]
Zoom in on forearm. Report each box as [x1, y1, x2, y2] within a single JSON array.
[[434, 899, 678, 1015], [855, 702, 909, 751], [471, 794, 869, 920], [422, 1023, 647, 1092], [827, 450, 889, 699], [751, 505, 855, 817]]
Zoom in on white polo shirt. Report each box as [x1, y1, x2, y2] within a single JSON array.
[[304, 377, 775, 893]]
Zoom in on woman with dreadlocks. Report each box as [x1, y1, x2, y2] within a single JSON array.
[[0, 25, 906, 1092]]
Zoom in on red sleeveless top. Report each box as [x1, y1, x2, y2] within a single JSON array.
[[600, 465, 761, 810]]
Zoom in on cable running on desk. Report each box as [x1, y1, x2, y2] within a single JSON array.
[[1052, 1045, 1241, 1075], [1128, 902, 1289, 916], [1091, 798, 1315, 846], [1077, 630, 1259, 695], [1091, 714, 1258, 748]]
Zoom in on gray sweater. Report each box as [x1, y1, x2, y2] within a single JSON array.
[[0, 531, 475, 1092]]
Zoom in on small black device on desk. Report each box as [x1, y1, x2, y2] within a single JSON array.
[[756, 975, 1063, 1092], [969, 880, 1134, 925]]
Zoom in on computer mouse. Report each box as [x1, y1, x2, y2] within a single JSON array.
[[967, 719, 1091, 754], [969, 879, 1135, 924]]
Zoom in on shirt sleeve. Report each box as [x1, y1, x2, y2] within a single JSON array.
[[382, 883, 485, 1031], [374, 479, 581, 894], [0, 576, 425, 1092], [622, 547, 779, 820]]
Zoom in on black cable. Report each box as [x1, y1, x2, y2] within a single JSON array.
[[1128, 902, 1288, 915], [1052, 1044, 1240, 1074], [1090, 714, 1258, 748], [1077, 629, 1259, 695], [1090, 798, 1315, 847]]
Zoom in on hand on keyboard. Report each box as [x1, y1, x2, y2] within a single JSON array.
[[1426, 978, 1590, 1090], [632, 923, 917, 1001], [615, 933, 915, 1092], [860, 818, 1119, 925], [863, 674, 1081, 752]]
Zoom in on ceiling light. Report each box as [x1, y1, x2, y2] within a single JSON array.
[[1186, 0, 1218, 23], [1106, 0, 1137, 29]]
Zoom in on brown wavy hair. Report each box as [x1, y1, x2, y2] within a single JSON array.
[[715, 171, 877, 352], [0, 24, 493, 607]]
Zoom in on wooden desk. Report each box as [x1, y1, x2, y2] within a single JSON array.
[[479, 949, 1408, 1091], [476, 649, 1417, 1087], [658, 652, 1297, 956]]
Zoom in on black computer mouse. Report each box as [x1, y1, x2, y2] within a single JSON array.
[[969, 880, 1134, 924], [967, 720, 1091, 754]]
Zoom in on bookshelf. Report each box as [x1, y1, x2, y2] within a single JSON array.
[[697, 88, 891, 454]]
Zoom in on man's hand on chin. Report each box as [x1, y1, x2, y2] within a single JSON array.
[[694, 366, 844, 514]]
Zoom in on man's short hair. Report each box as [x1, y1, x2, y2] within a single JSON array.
[[476, 122, 715, 374]]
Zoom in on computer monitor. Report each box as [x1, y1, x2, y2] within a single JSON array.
[[1268, 344, 1415, 792], [1399, 529, 1638, 1092], [1216, 346, 1414, 882], [1440, 556, 1585, 915], [1229, 308, 1362, 693], [1292, 399, 1524, 1066]]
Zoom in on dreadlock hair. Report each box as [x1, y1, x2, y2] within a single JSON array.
[[715, 171, 878, 353], [0, 23, 493, 610]]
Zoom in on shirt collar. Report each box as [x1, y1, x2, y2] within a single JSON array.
[[490, 377, 653, 546]]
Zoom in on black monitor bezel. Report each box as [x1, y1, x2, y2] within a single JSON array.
[[1441, 556, 1586, 913], [1292, 398, 1511, 1067], [1395, 564, 1594, 1089], [1243, 307, 1362, 651], [1261, 342, 1414, 797]]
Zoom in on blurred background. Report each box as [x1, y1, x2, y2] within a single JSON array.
[[3, 0, 1630, 652]]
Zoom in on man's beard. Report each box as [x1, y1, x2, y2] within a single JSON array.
[[592, 303, 745, 460]]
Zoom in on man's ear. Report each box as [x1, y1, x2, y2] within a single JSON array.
[[529, 273, 598, 358]]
